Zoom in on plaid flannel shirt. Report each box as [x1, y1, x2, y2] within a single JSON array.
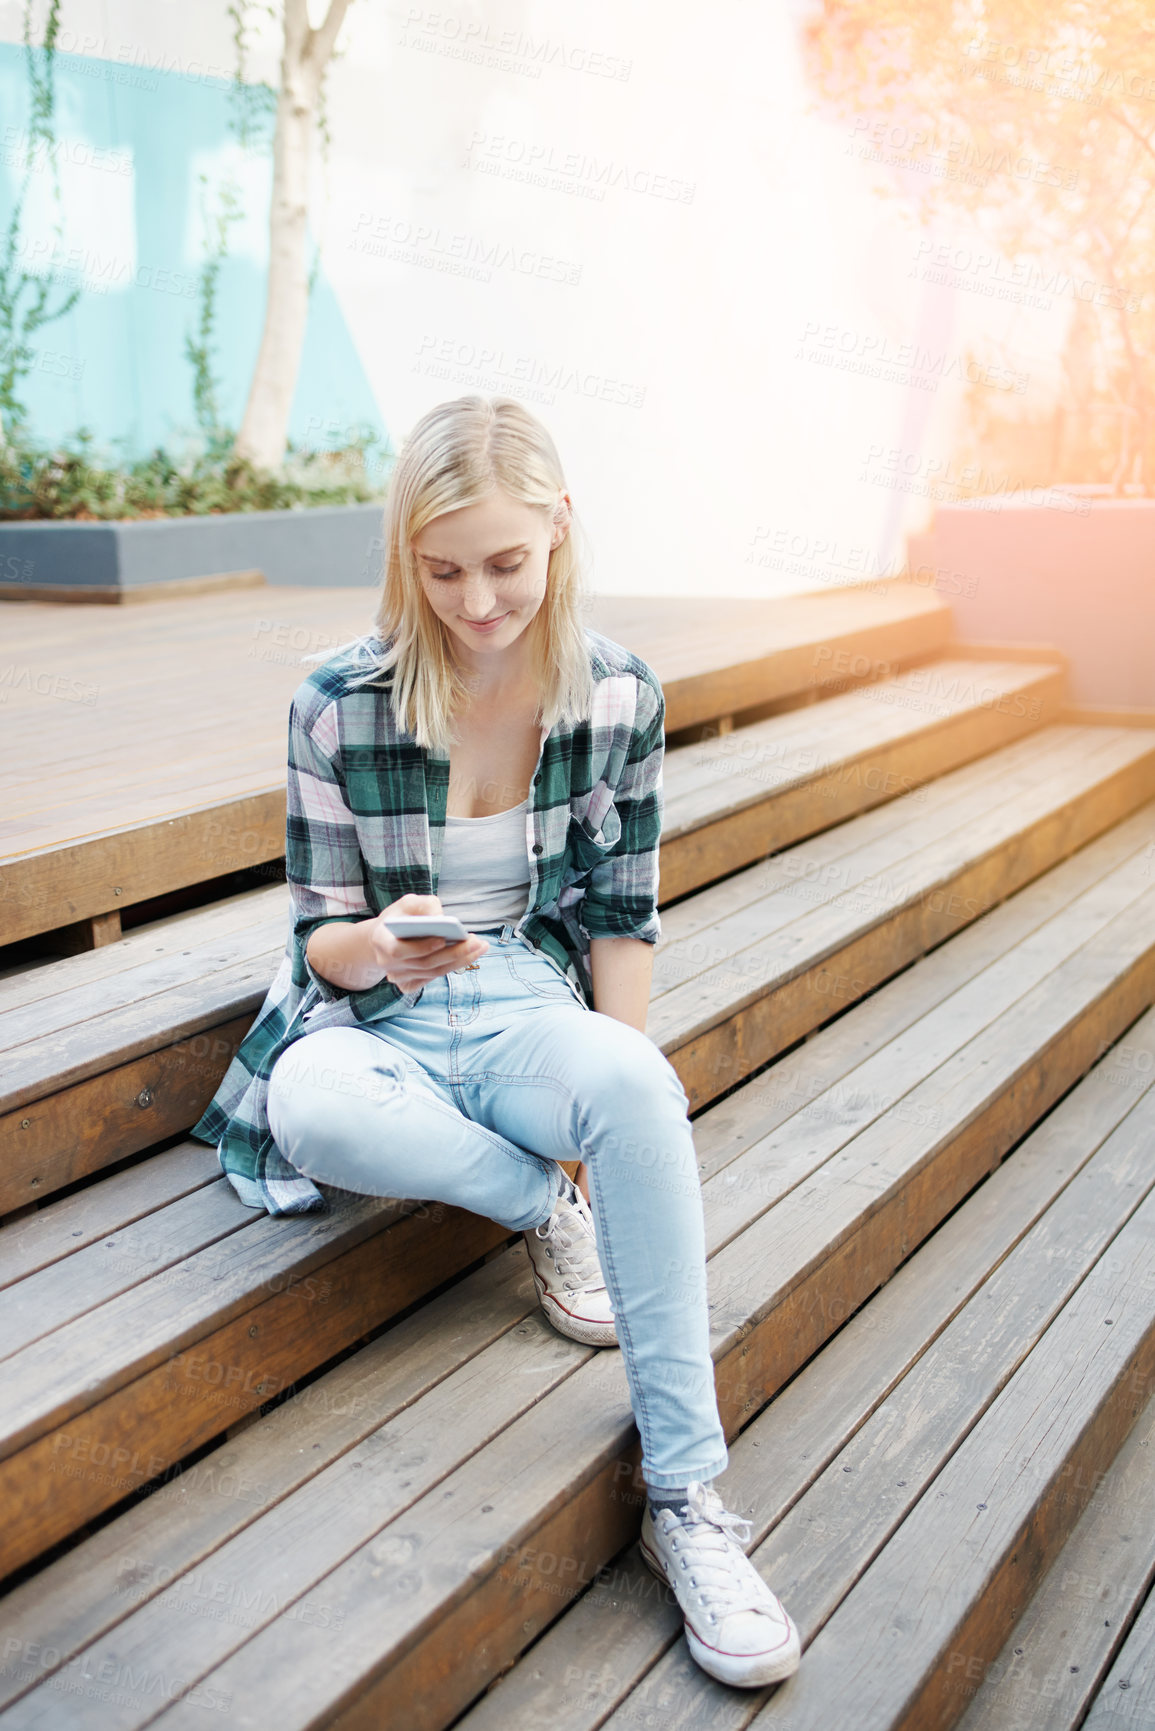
[[189, 626, 666, 1216]]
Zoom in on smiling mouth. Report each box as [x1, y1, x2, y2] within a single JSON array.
[[463, 614, 509, 628]]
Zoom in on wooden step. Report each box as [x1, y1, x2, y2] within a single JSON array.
[[0, 654, 1064, 1212], [2, 778, 1149, 1578], [0, 894, 286, 1210], [1080, 1582, 1155, 1730], [0, 1183, 512, 1578], [1, 764, 1151, 1579], [0, 581, 952, 945], [659, 655, 1065, 899], [458, 1007, 1155, 1731], [655, 723, 1155, 1109], [2, 705, 1136, 1217], [0, 1140, 221, 1288], [1, 811, 1152, 1723], [954, 1390, 1155, 1729], [737, 1169, 1155, 1730]]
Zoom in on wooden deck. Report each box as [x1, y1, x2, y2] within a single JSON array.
[[0, 579, 950, 949], [2, 584, 1155, 1731]]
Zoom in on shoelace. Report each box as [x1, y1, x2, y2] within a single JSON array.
[[659, 1482, 782, 1622], [533, 1189, 603, 1290]]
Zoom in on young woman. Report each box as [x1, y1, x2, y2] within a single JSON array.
[[192, 394, 800, 1690]]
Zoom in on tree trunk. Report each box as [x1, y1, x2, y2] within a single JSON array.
[[233, 0, 352, 473]]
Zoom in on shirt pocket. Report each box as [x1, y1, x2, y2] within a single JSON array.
[[567, 803, 622, 873]]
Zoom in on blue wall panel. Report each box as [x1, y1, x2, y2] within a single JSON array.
[[0, 42, 386, 459]]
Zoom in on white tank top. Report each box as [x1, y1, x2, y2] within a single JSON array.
[[438, 799, 532, 930]]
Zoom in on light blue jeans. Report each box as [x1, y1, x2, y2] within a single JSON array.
[[266, 923, 729, 1491]]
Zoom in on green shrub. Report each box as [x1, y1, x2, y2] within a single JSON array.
[[0, 424, 391, 520]]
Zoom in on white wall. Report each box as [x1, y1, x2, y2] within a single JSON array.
[[1, 0, 1070, 599]]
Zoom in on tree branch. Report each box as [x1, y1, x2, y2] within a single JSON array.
[[281, 0, 310, 65], [1102, 104, 1155, 168], [303, 0, 353, 74]]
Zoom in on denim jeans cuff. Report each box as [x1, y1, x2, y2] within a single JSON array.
[[643, 1449, 730, 1493], [524, 1159, 563, 1232]]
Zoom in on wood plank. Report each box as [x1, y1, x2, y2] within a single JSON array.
[[655, 725, 1134, 982], [654, 724, 1089, 959], [4, 841, 1149, 1592], [3, 733, 287, 801], [1063, 703, 1155, 729], [579, 1058, 1155, 1731], [0, 893, 1149, 1731], [11, 810, 1155, 1433], [656, 731, 1155, 1110], [455, 1011, 1155, 1731], [9, 730, 1133, 1212], [3, 802, 1152, 1575], [744, 1190, 1155, 1731], [0, 791, 286, 947], [0, 914, 286, 1063], [1, 732, 292, 807], [0, 688, 1066, 1010], [0, 1142, 221, 1286], [144, 1348, 641, 1731], [689, 803, 1155, 1184], [660, 662, 1066, 902], [9, 657, 1032, 1073], [955, 1398, 1155, 1729], [0, 1186, 417, 1453], [3, 785, 1127, 1220], [0, 691, 1065, 1045], [424, 893, 1155, 1731], [698, 832, 1155, 1258], [0, 1197, 512, 1576], [0, 1306, 595, 1731], [5, 652, 1053, 929], [1081, 1582, 1155, 1730], [644, 591, 951, 734], [759, 1082, 1155, 1659], [944, 638, 1068, 667], [0, 1181, 255, 1357], [88, 910, 121, 947], [0, 1247, 537, 1714], [0, 1015, 252, 1213], [0, 932, 284, 1113], [0, 609, 1149, 1731], [79, 893, 1155, 1730], [707, 892, 1155, 1430], [9, 784, 1155, 1219], [658, 737, 1155, 1100], [0, 583, 951, 941], [0, 568, 267, 604], [0, 884, 285, 1014], [663, 659, 1061, 817]]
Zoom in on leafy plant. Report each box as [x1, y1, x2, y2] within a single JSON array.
[[800, 0, 1155, 493], [0, 1, 389, 518], [0, 423, 391, 519], [184, 173, 245, 454], [0, 0, 82, 443]]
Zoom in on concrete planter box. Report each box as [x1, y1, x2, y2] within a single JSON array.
[[907, 496, 1155, 709], [0, 502, 385, 602]]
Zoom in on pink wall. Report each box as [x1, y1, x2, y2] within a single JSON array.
[[906, 500, 1155, 708]]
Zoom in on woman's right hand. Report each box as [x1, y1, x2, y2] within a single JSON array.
[[368, 894, 489, 993]]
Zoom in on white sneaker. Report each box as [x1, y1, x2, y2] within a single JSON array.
[[523, 1178, 618, 1348], [640, 1482, 801, 1687]]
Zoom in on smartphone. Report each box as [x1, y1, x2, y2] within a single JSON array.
[[382, 914, 471, 942]]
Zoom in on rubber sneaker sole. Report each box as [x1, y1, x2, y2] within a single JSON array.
[[532, 1271, 619, 1348], [639, 1531, 802, 1687]]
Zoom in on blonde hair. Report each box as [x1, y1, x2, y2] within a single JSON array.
[[339, 395, 594, 755]]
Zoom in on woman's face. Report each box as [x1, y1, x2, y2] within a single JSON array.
[[411, 487, 567, 669]]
